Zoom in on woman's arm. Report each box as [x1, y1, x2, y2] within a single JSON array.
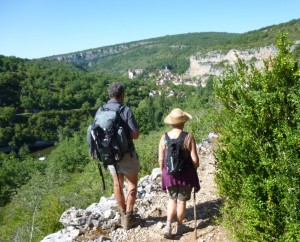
[[158, 135, 165, 171], [189, 133, 199, 168]]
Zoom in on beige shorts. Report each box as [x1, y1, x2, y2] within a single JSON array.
[[167, 185, 192, 201], [108, 150, 140, 176]]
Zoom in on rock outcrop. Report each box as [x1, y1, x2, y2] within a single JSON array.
[[47, 41, 153, 65], [153, 45, 281, 87], [183, 45, 278, 84]]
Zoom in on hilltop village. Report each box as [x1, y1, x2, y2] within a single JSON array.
[[128, 45, 280, 90]]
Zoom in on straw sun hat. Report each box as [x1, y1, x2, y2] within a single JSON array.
[[164, 108, 192, 125]]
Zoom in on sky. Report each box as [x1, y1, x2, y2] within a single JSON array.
[[1, 0, 300, 59]]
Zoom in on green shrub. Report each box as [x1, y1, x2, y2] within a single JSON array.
[[214, 32, 300, 241]]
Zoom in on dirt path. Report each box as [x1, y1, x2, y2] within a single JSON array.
[[110, 137, 233, 242]]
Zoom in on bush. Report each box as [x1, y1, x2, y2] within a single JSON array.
[[214, 33, 300, 241]]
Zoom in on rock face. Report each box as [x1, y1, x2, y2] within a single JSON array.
[[183, 45, 278, 82], [151, 45, 279, 88], [41, 132, 231, 242], [48, 41, 152, 65]]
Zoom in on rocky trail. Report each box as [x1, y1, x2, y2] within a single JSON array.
[[42, 133, 233, 242], [108, 133, 231, 242]]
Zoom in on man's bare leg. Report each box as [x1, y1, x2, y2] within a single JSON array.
[[125, 173, 138, 213], [112, 173, 125, 212]]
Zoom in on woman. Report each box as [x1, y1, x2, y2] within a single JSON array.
[[158, 108, 200, 238]]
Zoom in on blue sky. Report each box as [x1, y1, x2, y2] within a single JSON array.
[[1, 0, 300, 59]]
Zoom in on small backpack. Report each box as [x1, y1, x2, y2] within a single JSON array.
[[87, 104, 128, 189], [165, 131, 188, 175]]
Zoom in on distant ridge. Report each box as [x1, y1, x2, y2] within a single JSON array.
[[44, 18, 300, 76]]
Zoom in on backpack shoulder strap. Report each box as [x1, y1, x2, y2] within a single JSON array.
[[178, 131, 189, 143], [100, 103, 123, 112], [116, 104, 125, 119], [164, 132, 171, 144], [115, 104, 126, 127], [165, 131, 188, 143], [117, 104, 125, 112]]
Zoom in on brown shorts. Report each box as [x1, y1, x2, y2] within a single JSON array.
[[166, 185, 192, 201]]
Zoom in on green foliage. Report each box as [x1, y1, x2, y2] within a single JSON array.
[[135, 128, 167, 176], [0, 56, 156, 151], [31, 161, 112, 241], [35, 195, 64, 238], [0, 131, 108, 242], [214, 33, 300, 241], [0, 153, 46, 206], [135, 96, 166, 133], [238, 19, 300, 49], [47, 132, 90, 173]]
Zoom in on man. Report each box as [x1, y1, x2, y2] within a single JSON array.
[[100, 82, 140, 230]]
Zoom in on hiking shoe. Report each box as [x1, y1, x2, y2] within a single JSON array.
[[176, 224, 190, 235], [123, 213, 141, 230], [120, 212, 126, 227], [163, 225, 172, 239]]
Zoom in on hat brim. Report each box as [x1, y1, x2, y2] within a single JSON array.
[[164, 112, 192, 125]]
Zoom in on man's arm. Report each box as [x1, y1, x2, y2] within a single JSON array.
[[125, 107, 140, 139], [130, 130, 140, 139]]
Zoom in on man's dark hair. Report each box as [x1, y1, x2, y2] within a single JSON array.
[[108, 82, 125, 99]]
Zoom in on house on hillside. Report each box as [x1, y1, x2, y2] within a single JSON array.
[[128, 69, 143, 79], [155, 66, 186, 86]]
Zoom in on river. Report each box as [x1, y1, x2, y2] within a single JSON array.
[[31, 145, 56, 159]]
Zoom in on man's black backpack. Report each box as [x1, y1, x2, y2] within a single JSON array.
[[165, 131, 188, 176], [87, 104, 128, 189]]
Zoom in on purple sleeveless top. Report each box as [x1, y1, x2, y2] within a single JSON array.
[[161, 132, 200, 193]]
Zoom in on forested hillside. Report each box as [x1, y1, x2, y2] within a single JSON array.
[[45, 19, 300, 75], [0, 55, 214, 152]]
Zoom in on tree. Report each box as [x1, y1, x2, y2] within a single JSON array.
[[0, 153, 45, 206], [214, 33, 300, 241]]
